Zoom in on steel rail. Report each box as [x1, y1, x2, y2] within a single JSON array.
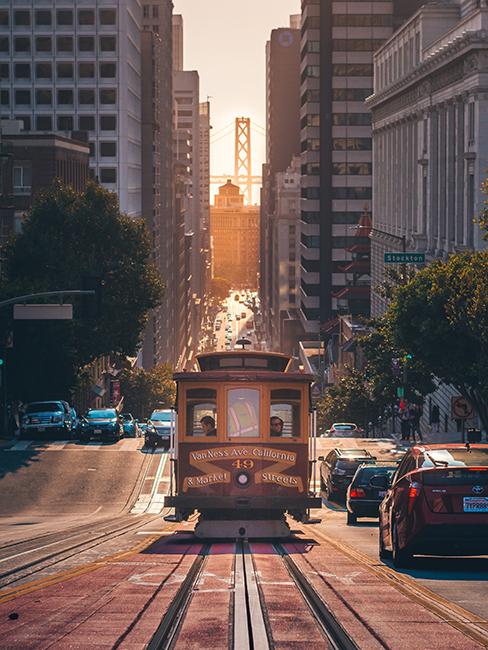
[[146, 543, 211, 650], [274, 543, 359, 650]]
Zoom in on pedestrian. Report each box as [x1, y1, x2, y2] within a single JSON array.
[[430, 403, 440, 434], [400, 403, 411, 441], [409, 404, 423, 442]]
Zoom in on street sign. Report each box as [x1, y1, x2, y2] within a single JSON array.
[[13, 304, 73, 320], [396, 387, 405, 398], [384, 252, 426, 264], [451, 396, 474, 420]]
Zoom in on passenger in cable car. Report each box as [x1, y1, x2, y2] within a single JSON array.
[[270, 416, 284, 437], [200, 415, 217, 436]]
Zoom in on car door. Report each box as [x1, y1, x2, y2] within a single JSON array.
[[380, 454, 411, 549]]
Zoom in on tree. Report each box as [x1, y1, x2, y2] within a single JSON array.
[[210, 277, 231, 302], [386, 252, 488, 429], [120, 363, 175, 419], [316, 369, 373, 433], [0, 181, 163, 400]]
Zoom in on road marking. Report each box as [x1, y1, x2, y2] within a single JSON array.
[[131, 453, 169, 515]]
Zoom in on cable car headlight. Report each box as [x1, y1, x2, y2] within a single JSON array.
[[235, 471, 250, 488]]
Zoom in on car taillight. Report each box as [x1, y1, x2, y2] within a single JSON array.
[[350, 488, 366, 498], [408, 482, 422, 513]]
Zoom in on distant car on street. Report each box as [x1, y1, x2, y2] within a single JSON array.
[[121, 413, 140, 438], [323, 423, 364, 437], [378, 444, 488, 567], [145, 409, 174, 448], [20, 401, 74, 439], [346, 463, 398, 525], [79, 408, 124, 443], [319, 448, 375, 502]]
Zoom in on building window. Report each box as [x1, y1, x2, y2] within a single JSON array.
[[14, 63, 30, 79], [333, 63, 373, 77], [0, 37, 9, 53], [100, 168, 117, 183], [14, 37, 31, 53], [332, 88, 372, 101], [100, 89, 116, 104], [57, 89, 73, 105], [468, 102, 475, 144], [14, 10, 30, 26], [100, 115, 116, 131], [79, 115, 95, 131], [0, 10, 9, 26], [36, 89, 52, 105], [36, 115, 52, 130], [57, 36, 73, 53], [16, 116, 31, 131], [100, 62, 116, 78], [58, 115, 74, 131], [79, 89, 95, 105], [36, 62, 52, 79], [99, 9, 116, 25], [35, 10, 52, 26], [333, 137, 372, 151], [15, 90, 31, 106], [79, 36, 95, 52], [57, 10, 73, 26], [0, 90, 9, 105], [36, 36, 52, 53], [57, 62, 73, 79], [100, 142, 116, 157], [13, 164, 32, 195], [331, 187, 372, 200], [79, 62, 95, 78], [332, 113, 372, 126], [0, 63, 8, 79], [78, 9, 95, 25], [333, 162, 372, 175], [100, 36, 116, 52], [143, 6, 150, 19], [89, 142, 96, 157], [333, 14, 392, 27]]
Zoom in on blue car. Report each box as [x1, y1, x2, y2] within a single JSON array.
[[121, 413, 140, 438], [79, 408, 124, 443]]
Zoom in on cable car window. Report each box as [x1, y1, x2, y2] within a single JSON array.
[[270, 389, 301, 438], [227, 389, 260, 438], [186, 388, 217, 437]]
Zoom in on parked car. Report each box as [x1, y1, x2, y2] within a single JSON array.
[[20, 401, 73, 439], [121, 413, 140, 438], [346, 463, 398, 525], [377, 444, 488, 568], [319, 448, 375, 501], [79, 408, 124, 443], [145, 409, 174, 448], [323, 422, 364, 437]]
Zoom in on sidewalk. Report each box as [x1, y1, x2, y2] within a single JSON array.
[[390, 428, 481, 445]]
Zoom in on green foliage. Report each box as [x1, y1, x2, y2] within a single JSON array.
[[316, 369, 372, 432], [387, 252, 488, 428], [120, 363, 175, 419], [0, 181, 163, 400]]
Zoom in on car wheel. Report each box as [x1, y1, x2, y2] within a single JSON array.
[[392, 521, 413, 568], [346, 511, 357, 526], [379, 525, 391, 559]]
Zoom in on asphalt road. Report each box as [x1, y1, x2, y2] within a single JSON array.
[[214, 291, 257, 350], [0, 440, 148, 546], [315, 436, 488, 621]]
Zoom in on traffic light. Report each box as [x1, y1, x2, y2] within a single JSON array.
[[404, 353, 413, 361], [81, 276, 103, 319], [391, 358, 400, 377]]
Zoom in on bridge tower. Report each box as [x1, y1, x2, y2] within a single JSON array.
[[234, 117, 253, 205]]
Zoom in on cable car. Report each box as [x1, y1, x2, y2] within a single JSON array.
[[164, 351, 321, 538]]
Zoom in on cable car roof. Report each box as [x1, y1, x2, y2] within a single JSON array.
[[195, 351, 293, 373]]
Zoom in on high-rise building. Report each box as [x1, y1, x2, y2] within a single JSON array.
[[0, 0, 143, 218], [299, 0, 423, 337], [199, 100, 211, 298], [141, 0, 175, 367], [172, 14, 183, 71], [261, 16, 301, 350]]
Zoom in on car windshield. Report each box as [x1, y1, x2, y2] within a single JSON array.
[[151, 412, 173, 422], [87, 410, 117, 419], [25, 403, 62, 413], [420, 448, 488, 468], [354, 466, 397, 485], [337, 458, 373, 470]]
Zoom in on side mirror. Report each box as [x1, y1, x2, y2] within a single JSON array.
[[369, 474, 391, 490]]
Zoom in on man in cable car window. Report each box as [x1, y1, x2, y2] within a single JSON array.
[[200, 415, 217, 436], [270, 416, 284, 437]]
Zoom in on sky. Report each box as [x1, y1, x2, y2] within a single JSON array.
[[172, 0, 300, 203]]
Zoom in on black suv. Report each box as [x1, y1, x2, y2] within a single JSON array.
[[345, 463, 398, 525], [319, 448, 375, 502]]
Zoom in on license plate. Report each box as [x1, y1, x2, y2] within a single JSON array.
[[378, 490, 386, 498], [464, 497, 488, 512], [94, 429, 102, 434], [37, 427, 45, 432]]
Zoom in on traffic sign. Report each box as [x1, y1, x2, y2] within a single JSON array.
[[384, 252, 426, 264], [396, 387, 405, 398], [451, 396, 474, 420]]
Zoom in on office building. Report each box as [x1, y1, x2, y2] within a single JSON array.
[[0, 0, 143, 218], [172, 14, 183, 71]]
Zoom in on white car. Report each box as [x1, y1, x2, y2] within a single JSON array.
[[323, 423, 364, 437]]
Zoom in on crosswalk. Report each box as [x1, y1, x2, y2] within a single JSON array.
[[4, 438, 148, 452]]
